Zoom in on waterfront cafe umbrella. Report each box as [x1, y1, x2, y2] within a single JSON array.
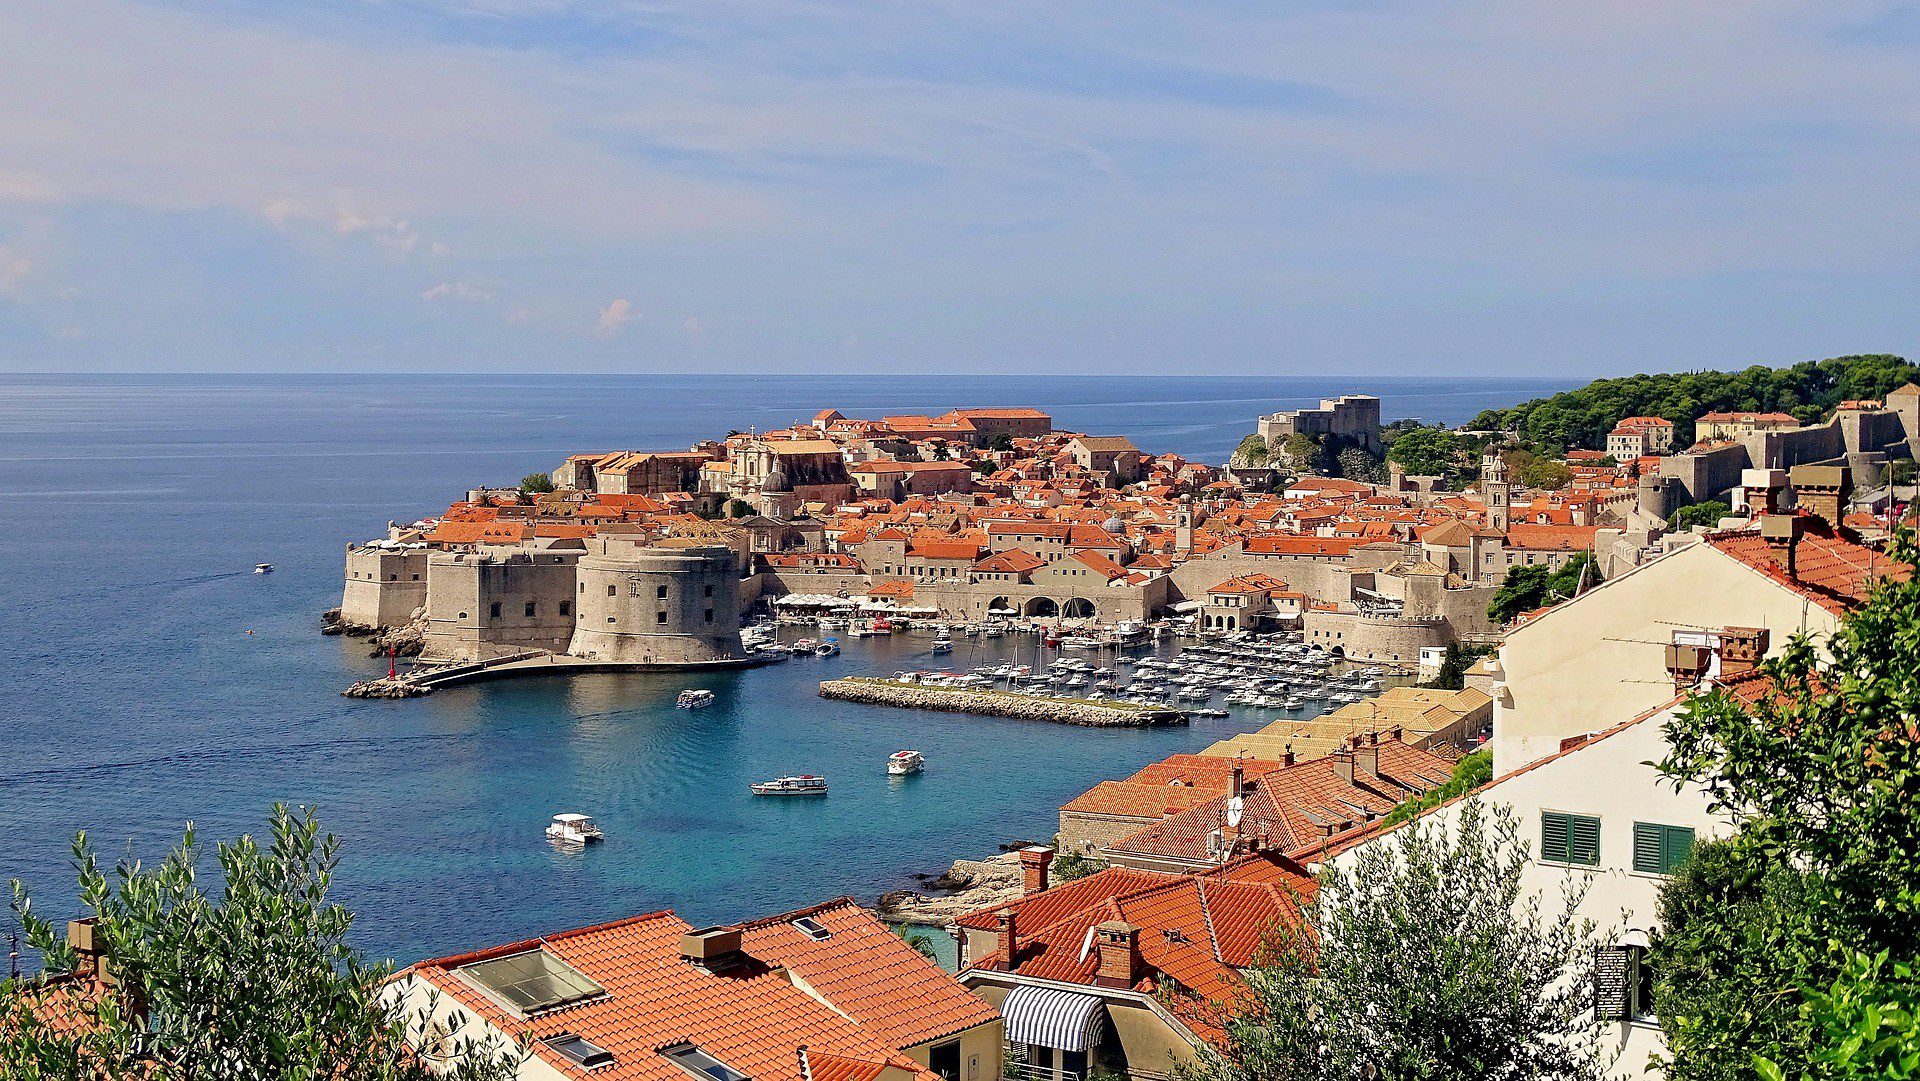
[[1170, 600, 1206, 612], [988, 607, 1017, 615]]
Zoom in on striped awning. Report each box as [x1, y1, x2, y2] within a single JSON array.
[[1003, 984, 1107, 1052]]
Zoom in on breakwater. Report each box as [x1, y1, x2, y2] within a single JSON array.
[[819, 677, 1186, 727]]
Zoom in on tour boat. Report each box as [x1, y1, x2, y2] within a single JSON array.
[[1059, 636, 1101, 650], [677, 689, 715, 709], [930, 631, 954, 654], [546, 813, 604, 845], [814, 640, 840, 657], [254, 563, 273, 574], [751, 775, 829, 796], [888, 750, 926, 776]]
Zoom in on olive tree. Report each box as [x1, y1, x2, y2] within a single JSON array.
[[0, 805, 519, 1080], [1187, 799, 1615, 1081]]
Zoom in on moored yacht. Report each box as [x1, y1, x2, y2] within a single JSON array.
[[676, 689, 715, 709], [546, 813, 604, 845], [888, 750, 926, 776], [751, 775, 829, 796]]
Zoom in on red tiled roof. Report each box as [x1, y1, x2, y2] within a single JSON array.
[[1705, 517, 1908, 616], [404, 908, 963, 1081]]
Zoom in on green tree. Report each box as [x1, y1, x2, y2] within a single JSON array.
[[1668, 500, 1732, 532], [1485, 555, 1597, 625], [0, 806, 519, 1079], [1470, 354, 1920, 454], [1186, 800, 1614, 1081], [1418, 641, 1494, 690], [1654, 527, 1920, 1077], [727, 498, 754, 518], [988, 433, 1015, 453], [518, 471, 554, 495], [1512, 453, 1572, 491], [1385, 426, 1461, 479], [1280, 434, 1323, 473], [1232, 434, 1269, 467]]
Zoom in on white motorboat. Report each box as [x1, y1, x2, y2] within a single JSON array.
[[815, 640, 840, 657], [888, 750, 926, 776], [931, 634, 953, 654], [677, 689, 715, 709], [982, 624, 1005, 638], [751, 775, 829, 796], [546, 813, 604, 845], [254, 563, 273, 574], [1059, 636, 1101, 650]]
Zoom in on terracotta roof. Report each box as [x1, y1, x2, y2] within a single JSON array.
[[738, 898, 1001, 1049], [1705, 517, 1908, 616], [403, 909, 963, 1081]]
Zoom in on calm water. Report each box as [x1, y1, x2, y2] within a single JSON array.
[[0, 374, 1565, 964]]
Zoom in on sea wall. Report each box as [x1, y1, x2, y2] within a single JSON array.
[[819, 678, 1184, 727]]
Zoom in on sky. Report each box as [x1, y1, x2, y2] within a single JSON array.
[[1, 1, 1918, 375]]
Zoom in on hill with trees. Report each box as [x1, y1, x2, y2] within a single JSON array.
[[1469, 354, 1918, 454]]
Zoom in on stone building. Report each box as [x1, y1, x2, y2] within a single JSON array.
[[420, 546, 582, 661], [569, 538, 744, 665], [1256, 394, 1382, 455], [340, 542, 429, 629]]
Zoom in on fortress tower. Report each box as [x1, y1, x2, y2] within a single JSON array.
[[568, 539, 744, 665]]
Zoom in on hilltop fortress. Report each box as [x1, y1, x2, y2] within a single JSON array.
[[335, 389, 1920, 671]]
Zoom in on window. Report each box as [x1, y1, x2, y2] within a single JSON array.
[[525, 602, 536, 618], [608, 584, 617, 597], [658, 585, 669, 599], [704, 584, 714, 598], [1633, 823, 1695, 875], [1541, 811, 1600, 865], [457, 949, 605, 1014], [657, 612, 668, 625], [661, 1044, 749, 1081], [1595, 944, 1658, 1023], [704, 609, 714, 623], [559, 601, 571, 616], [930, 1041, 961, 1081], [791, 916, 831, 941], [489, 602, 501, 619], [545, 1034, 615, 1069]]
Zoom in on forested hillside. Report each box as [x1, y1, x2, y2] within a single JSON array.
[[1469, 354, 1918, 452]]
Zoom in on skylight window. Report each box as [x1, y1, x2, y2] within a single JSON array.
[[791, 916, 831, 941], [662, 1043, 751, 1081], [546, 1034, 616, 1069], [458, 949, 606, 1014]]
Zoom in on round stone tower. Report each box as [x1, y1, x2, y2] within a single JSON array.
[[568, 541, 744, 665]]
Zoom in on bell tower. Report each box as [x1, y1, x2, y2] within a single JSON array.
[[1483, 453, 1513, 533]]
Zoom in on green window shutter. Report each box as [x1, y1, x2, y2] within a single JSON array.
[[1633, 822, 1665, 874], [1662, 826, 1695, 874], [1541, 811, 1570, 862], [1568, 815, 1601, 865]]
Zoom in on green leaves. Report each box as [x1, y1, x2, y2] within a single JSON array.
[[1184, 800, 1615, 1081], [1, 804, 522, 1079]]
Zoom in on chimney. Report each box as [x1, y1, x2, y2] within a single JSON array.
[[1790, 465, 1851, 530], [1282, 744, 1296, 767], [1717, 626, 1769, 678], [1229, 761, 1246, 799], [1665, 642, 1712, 692], [1354, 742, 1379, 781], [1387, 725, 1403, 743], [1018, 846, 1055, 896], [67, 919, 111, 990], [996, 910, 1019, 970], [679, 926, 745, 972], [1761, 514, 1805, 578], [1332, 749, 1355, 787], [1093, 921, 1141, 988]]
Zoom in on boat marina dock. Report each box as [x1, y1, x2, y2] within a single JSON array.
[[820, 676, 1186, 727]]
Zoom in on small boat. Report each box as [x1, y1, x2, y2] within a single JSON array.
[[677, 689, 715, 709], [888, 750, 926, 776], [546, 813, 604, 845], [1059, 636, 1101, 650], [751, 775, 829, 796], [982, 624, 1005, 638], [254, 563, 273, 574], [815, 640, 840, 657], [931, 634, 953, 654]]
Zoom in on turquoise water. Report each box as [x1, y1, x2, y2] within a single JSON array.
[[0, 374, 1563, 964]]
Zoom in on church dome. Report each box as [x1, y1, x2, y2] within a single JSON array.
[[761, 467, 792, 493]]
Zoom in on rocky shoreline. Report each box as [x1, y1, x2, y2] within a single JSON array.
[[321, 608, 426, 657], [820, 678, 1186, 727], [877, 851, 1026, 927]]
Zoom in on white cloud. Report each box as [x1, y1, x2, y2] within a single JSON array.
[[596, 298, 638, 335], [421, 281, 493, 302]]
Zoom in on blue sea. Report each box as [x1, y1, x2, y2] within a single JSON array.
[[0, 373, 1565, 965]]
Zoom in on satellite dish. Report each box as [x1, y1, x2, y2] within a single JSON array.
[[1226, 795, 1245, 828]]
